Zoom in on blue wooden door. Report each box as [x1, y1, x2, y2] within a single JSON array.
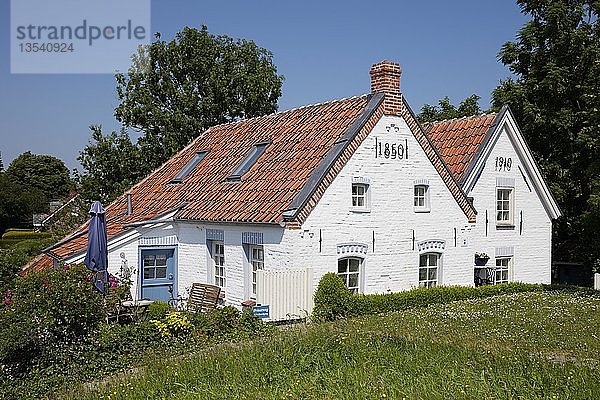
[[140, 249, 175, 301]]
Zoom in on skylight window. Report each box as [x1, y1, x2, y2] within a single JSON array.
[[227, 141, 271, 181], [169, 150, 209, 184]]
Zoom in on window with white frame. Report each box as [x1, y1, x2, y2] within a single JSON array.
[[212, 241, 225, 288], [414, 184, 430, 212], [337, 257, 361, 293], [351, 183, 369, 210], [496, 188, 514, 225], [419, 253, 439, 288], [495, 257, 511, 284], [250, 245, 264, 297]]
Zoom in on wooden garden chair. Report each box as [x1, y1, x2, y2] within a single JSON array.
[[187, 283, 221, 313]]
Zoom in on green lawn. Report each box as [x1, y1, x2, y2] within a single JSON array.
[[60, 291, 600, 400]]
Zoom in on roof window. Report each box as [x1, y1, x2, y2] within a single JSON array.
[[227, 141, 270, 181], [169, 150, 209, 184]]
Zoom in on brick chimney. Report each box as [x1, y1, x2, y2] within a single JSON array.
[[370, 61, 402, 115]]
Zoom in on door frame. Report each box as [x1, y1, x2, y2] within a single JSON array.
[[137, 245, 178, 300]]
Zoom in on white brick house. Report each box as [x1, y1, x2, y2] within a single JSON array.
[[28, 61, 560, 318]]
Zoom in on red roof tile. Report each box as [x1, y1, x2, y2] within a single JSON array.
[[425, 113, 498, 183]]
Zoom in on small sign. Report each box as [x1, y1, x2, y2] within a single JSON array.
[[253, 305, 270, 319]]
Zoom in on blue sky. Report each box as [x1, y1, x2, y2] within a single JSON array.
[[0, 0, 527, 171]]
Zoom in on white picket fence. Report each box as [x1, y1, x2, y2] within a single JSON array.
[[256, 268, 314, 322], [594, 273, 600, 291]]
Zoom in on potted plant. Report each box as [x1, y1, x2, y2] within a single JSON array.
[[474, 252, 490, 266]]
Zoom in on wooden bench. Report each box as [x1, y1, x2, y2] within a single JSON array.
[[187, 283, 221, 313]]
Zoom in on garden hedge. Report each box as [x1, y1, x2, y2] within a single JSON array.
[[1, 230, 51, 241], [313, 272, 588, 321]]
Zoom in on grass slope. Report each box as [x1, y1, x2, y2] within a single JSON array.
[[65, 291, 600, 400]]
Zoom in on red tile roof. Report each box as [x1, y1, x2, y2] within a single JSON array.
[[425, 113, 498, 183], [25, 95, 379, 272]]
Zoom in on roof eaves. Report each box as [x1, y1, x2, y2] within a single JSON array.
[[282, 92, 385, 221]]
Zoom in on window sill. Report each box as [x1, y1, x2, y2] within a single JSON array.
[[350, 207, 371, 213], [414, 207, 431, 213], [496, 224, 515, 230]]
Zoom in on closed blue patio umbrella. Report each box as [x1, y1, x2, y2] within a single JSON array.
[[84, 201, 108, 294]]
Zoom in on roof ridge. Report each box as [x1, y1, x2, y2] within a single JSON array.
[[205, 94, 371, 131], [430, 112, 497, 125]]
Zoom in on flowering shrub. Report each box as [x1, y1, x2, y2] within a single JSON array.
[[151, 312, 193, 338], [0, 237, 57, 292], [0, 264, 103, 376]]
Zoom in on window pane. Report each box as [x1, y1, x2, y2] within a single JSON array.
[[419, 268, 427, 280], [155, 255, 167, 266], [338, 259, 347, 273], [143, 256, 155, 267], [419, 255, 427, 267], [428, 268, 437, 280], [143, 267, 154, 280], [428, 254, 438, 266], [348, 273, 359, 288], [349, 258, 360, 272], [155, 267, 167, 279]]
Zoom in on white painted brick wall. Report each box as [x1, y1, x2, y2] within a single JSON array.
[[468, 125, 552, 284], [287, 115, 475, 294]]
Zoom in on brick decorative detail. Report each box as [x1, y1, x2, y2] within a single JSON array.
[[417, 239, 446, 253]]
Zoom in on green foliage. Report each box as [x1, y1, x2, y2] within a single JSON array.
[[492, 0, 600, 269], [66, 291, 600, 400], [313, 273, 352, 321], [417, 95, 484, 123], [0, 264, 103, 376], [0, 237, 57, 291], [151, 311, 193, 338], [0, 172, 47, 235], [147, 300, 171, 320], [187, 306, 275, 339], [77, 126, 144, 204], [1, 230, 51, 240], [115, 25, 283, 171], [312, 271, 555, 321], [5, 151, 71, 201]]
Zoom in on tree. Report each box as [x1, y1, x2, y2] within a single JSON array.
[[492, 1, 600, 268], [77, 126, 144, 204], [417, 95, 483, 123], [0, 173, 47, 234], [115, 25, 284, 171], [6, 152, 71, 201]]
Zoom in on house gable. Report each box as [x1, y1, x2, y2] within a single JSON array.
[[461, 107, 561, 220]]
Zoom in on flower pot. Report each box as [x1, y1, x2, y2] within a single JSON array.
[[474, 257, 489, 266]]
